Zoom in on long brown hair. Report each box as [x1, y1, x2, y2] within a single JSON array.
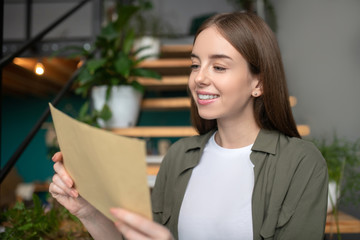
[[190, 12, 300, 138]]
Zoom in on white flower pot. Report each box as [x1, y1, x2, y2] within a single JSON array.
[[134, 36, 161, 60], [327, 181, 340, 213], [91, 85, 143, 128]]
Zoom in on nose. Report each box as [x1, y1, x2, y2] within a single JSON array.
[[193, 67, 209, 86]]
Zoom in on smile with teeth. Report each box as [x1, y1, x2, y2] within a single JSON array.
[[198, 94, 219, 100]]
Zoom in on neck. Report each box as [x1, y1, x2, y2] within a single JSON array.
[[215, 116, 260, 149]]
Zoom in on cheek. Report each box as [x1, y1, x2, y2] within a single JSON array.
[[188, 75, 196, 92]]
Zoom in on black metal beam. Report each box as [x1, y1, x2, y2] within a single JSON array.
[[0, 0, 90, 68], [0, 0, 4, 179]]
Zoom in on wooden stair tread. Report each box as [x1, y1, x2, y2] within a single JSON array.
[[112, 125, 309, 137], [112, 126, 197, 137], [325, 211, 360, 233], [139, 59, 191, 68], [161, 45, 192, 54], [137, 76, 188, 89], [142, 97, 190, 110]]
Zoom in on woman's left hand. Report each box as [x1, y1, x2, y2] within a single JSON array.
[[110, 208, 174, 240]]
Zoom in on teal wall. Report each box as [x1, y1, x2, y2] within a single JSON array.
[[1, 94, 85, 182]]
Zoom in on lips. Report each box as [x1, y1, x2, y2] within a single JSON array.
[[196, 91, 219, 105]]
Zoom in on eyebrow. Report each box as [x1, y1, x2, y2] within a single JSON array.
[[190, 53, 233, 61]]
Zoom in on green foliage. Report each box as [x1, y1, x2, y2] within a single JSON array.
[[313, 135, 360, 239], [0, 195, 92, 240], [313, 135, 360, 205], [60, 2, 161, 126]]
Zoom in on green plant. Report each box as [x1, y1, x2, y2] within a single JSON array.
[[226, 0, 277, 32], [60, 3, 161, 126], [313, 135, 360, 239], [0, 194, 92, 240]]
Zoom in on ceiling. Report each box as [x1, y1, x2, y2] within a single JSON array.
[[2, 57, 79, 97]]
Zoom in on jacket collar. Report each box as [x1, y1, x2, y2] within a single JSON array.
[[251, 129, 279, 155], [179, 128, 280, 174], [183, 128, 280, 155], [179, 130, 215, 173]]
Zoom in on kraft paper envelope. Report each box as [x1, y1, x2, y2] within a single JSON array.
[[49, 103, 152, 221]]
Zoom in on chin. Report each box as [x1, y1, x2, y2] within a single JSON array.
[[198, 111, 218, 120]]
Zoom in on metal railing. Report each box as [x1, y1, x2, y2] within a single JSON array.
[[0, 0, 92, 183]]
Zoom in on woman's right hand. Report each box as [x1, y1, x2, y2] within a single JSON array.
[[49, 152, 96, 220]]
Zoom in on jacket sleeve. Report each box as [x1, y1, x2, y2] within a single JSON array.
[[275, 143, 329, 240], [151, 152, 169, 225]]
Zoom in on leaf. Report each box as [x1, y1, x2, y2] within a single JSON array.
[[13, 201, 25, 210], [86, 58, 107, 74], [114, 53, 133, 78], [123, 29, 135, 54], [18, 223, 33, 231], [110, 77, 120, 86], [133, 45, 151, 56], [76, 67, 93, 84], [131, 68, 161, 79], [114, 5, 140, 31], [99, 104, 112, 121], [105, 86, 112, 101], [131, 80, 145, 93], [99, 23, 120, 42], [135, 53, 159, 64], [78, 101, 90, 119], [32, 194, 42, 213]]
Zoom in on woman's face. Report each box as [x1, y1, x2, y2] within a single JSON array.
[[188, 26, 261, 122]]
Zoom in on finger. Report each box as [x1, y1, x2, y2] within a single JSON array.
[[49, 182, 68, 197], [53, 161, 73, 188], [114, 221, 151, 240], [52, 152, 63, 162], [111, 208, 172, 239], [52, 174, 78, 198]]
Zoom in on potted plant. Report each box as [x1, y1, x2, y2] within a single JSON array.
[[313, 135, 360, 239], [64, 2, 161, 128]]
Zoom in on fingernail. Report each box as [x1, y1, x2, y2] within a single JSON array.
[[110, 208, 118, 215], [110, 208, 123, 216]]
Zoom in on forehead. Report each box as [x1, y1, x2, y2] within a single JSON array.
[[192, 26, 241, 59]]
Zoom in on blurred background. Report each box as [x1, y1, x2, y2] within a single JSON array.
[[1, 0, 359, 239]]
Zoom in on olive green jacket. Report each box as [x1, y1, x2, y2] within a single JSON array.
[[151, 129, 328, 240]]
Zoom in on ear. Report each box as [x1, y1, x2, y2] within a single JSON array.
[[251, 75, 263, 97]]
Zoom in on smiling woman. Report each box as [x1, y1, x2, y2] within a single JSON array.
[[49, 11, 328, 240]]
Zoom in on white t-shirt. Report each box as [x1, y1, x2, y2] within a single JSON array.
[[178, 132, 255, 240]]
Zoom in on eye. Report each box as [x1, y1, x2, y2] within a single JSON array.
[[214, 66, 226, 72], [190, 64, 200, 71]]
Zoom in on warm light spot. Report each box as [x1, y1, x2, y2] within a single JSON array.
[[77, 59, 84, 68], [35, 62, 45, 75], [289, 96, 297, 107], [297, 125, 310, 136], [13, 57, 23, 66]]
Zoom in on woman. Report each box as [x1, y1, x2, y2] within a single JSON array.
[[49, 12, 328, 240]]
